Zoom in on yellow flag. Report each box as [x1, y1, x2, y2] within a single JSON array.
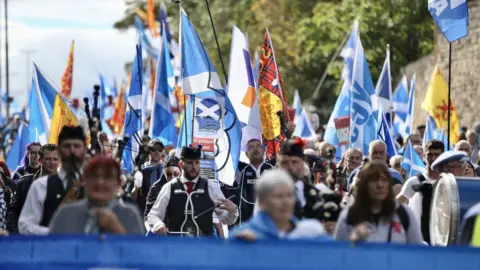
[[421, 67, 460, 144], [49, 95, 79, 144], [471, 216, 480, 247]]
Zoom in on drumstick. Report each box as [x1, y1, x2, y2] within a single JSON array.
[[194, 195, 236, 219]]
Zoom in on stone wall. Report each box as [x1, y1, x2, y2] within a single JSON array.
[[402, 0, 480, 131]]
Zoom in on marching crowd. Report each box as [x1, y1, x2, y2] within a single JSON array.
[[0, 119, 479, 246]]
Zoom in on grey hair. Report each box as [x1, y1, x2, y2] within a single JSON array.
[[466, 129, 477, 138], [389, 155, 403, 167], [455, 140, 471, 150], [368, 140, 386, 154], [255, 169, 295, 202]]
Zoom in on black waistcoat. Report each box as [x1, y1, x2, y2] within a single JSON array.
[[294, 180, 321, 220], [40, 174, 65, 227], [166, 177, 214, 236]]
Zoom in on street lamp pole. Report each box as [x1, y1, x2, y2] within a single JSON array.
[[4, 0, 10, 120]]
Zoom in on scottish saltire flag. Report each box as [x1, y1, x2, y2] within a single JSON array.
[[377, 112, 398, 158], [99, 74, 115, 121], [180, 9, 222, 95], [373, 47, 392, 126], [423, 115, 440, 149], [292, 89, 302, 124], [134, 16, 159, 59], [429, 0, 469, 42], [404, 74, 416, 136], [122, 42, 144, 174], [293, 109, 317, 141], [392, 76, 409, 138], [401, 141, 425, 178], [159, 2, 172, 42], [149, 25, 177, 147], [227, 26, 262, 151], [142, 54, 153, 124], [324, 19, 358, 160], [253, 50, 260, 89], [349, 36, 377, 155], [6, 122, 30, 172]]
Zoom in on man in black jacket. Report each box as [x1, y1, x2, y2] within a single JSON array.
[[7, 144, 59, 233]]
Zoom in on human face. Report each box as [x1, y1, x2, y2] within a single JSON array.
[[439, 160, 466, 176], [456, 142, 471, 157], [260, 183, 295, 223], [165, 166, 181, 181], [246, 140, 264, 164], [464, 164, 475, 177], [369, 143, 387, 163], [276, 155, 304, 181], [181, 159, 200, 180], [40, 150, 59, 174], [409, 134, 422, 146], [28, 145, 41, 167], [84, 167, 120, 204], [468, 133, 476, 146], [346, 152, 362, 172], [59, 139, 86, 171], [368, 173, 390, 202], [425, 148, 443, 168], [149, 144, 164, 163]]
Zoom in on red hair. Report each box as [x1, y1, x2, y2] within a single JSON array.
[[83, 155, 120, 179], [0, 161, 10, 178]]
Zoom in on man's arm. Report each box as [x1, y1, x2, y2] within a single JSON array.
[[209, 180, 238, 226], [146, 182, 171, 232], [396, 177, 419, 204], [18, 178, 49, 235]]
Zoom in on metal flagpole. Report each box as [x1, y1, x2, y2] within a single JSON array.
[[447, 43, 452, 150], [205, 0, 228, 84], [4, 0, 9, 120]]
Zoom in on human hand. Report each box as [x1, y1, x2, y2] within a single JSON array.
[[323, 221, 337, 235], [154, 225, 169, 235], [0, 229, 8, 236], [234, 229, 256, 242], [92, 208, 125, 233], [216, 198, 237, 213], [286, 122, 295, 134], [349, 222, 369, 242]]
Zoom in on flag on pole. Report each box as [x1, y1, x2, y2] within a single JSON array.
[[404, 74, 416, 136], [6, 122, 29, 172], [146, 0, 159, 37], [159, 2, 172, 42], [293, 109, 317, 141], [109, 81, 127, 134], [180, 9, 222, 95], [227, 26, 262, 151], [392, 75, 409, 138], [149, 24, 177, 147], [401, 141, 426, 178], [60, 40, 74, 98], [292, 89, 302, 124], [374, 46, 392, 125], [421, 67, 459, 144], [429, 0, 469, 43], [134, 16, 159, 59], [49, 95, 79, 144], [349, 36, 377, 155], [377, 112, 398, 158]]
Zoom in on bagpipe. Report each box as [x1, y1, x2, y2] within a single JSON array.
[[84, 85, 103, 156]]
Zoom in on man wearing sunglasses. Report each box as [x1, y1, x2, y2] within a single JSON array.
[[12, 142, 41, 183]]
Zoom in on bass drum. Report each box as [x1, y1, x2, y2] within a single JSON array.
[[430, 173, 480, 246]]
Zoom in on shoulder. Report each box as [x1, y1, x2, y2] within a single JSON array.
[[29, 175, 49, 190], [262, 163, 275, 170], [55, 200, 87, 215], [404, 175, 421, 186], [116, 202, 142, 217], [237, 162, 249, 172], [18, 174, 34, 185]]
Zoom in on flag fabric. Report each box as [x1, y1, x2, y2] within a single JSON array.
[[49, 95, 79, 144], [149, 51, 156, 98], [324, 19, 358, 161], [429, 0, 469, 43], [293, 109, 317, 141], [292, 89, 302, 124], [159, 2, 172, 42], [421, 67, 459, 144], [392, 75, 409, 138], [60, 41, 74, 98], [99, 74, 115, 122], [109, 81, 127, 134], [349, 36, 377, 155], [134, 16, 159, 59], [253, 50, 260, 89], [227, 26, 262, 151], [423, 115, 439, 150], [180, 9, 222, 95], [6, 122, 29, 172], [404, 74, 416, 136], [377, 112, 398, 158], [122, 43, 144, 174], [257, 30, 288, 159], [401, 141, 426, 178], [373, 47, 392, 126], [146, 0, 159, 37], [149, 24, 178, 147]]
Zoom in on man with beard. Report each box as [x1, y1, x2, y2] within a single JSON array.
[[18, 126, 86, 235], [12, 142, 41, 182], [221, 139, 273, 226], [147, 145, 238, 236], [7, 144, 59, 233]]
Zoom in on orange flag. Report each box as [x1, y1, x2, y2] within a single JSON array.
[[109, 82, 127, 134], [60, 41, 74, 98], [147, 0, 159, 37], [149, 51, 156, 97]]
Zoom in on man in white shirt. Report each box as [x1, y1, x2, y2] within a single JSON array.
[[147, 145, 238, 236], [18, 126, 87, 235]]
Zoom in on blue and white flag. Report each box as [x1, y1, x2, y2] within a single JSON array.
[[423, 115, 440, 149], [404, 74, 416, 136], [180, 9, 222, 95], [349, 36, 377, 155], [6, 122, 30, 172], [392, 75, 409, 138], [429, 0, 469, 42], [377, 112, 398, 158], [293, 89, 302, 124], [324, 19, 358, 160], [134, 16, 159, 59], [293, 109, 317, 141], [122, 42, 144, 174], [373, 47, 392, 126], [401, 141, 425, 178], [149, 25, 178, 147]]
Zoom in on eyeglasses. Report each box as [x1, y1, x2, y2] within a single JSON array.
[[165, 171, 180, 177], [29, 151, 39, 156], [150, 148, 164, 153]]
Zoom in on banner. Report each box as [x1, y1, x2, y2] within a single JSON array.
[[193, 97, 224, 139], [334, 116, 350, 146]]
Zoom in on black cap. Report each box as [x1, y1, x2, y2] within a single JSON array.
[[58, 126, 86, 145], [279, 138, 306, 158], [165, 156, 180, 168], [180, 145, 202, 160], [148, 139, 164, 149]]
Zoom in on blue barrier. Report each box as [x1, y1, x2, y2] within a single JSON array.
[[0, 236, 480, 270]]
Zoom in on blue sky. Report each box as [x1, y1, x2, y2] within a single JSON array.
[[5, 0, 137, 106]]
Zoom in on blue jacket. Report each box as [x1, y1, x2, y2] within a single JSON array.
[[230, 211, 332, 241]]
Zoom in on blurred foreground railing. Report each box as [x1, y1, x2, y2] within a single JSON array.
[[0, 236, 480, 270]]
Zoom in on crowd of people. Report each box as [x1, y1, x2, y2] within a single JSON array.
[[0, 120, 479, 246]]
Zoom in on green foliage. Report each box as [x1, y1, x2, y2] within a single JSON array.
[[114, 0, 433, 122]]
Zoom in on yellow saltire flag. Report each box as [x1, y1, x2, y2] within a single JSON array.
[[60, 41, 74, 98], [49, 95, 79, 144], [421, 67, 460, 144]]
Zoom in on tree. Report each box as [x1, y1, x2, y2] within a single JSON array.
[[114, 0, 433, 122]]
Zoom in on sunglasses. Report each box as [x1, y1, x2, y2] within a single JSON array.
[[150, 148, 164, 153], [165, 171, 180, 177]]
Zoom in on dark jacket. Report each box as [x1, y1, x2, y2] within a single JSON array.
[[143, 174, 167, 219]]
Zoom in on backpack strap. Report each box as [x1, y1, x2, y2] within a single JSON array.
[[416, 173, 426, 183], [396, 204, 410, 232]]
